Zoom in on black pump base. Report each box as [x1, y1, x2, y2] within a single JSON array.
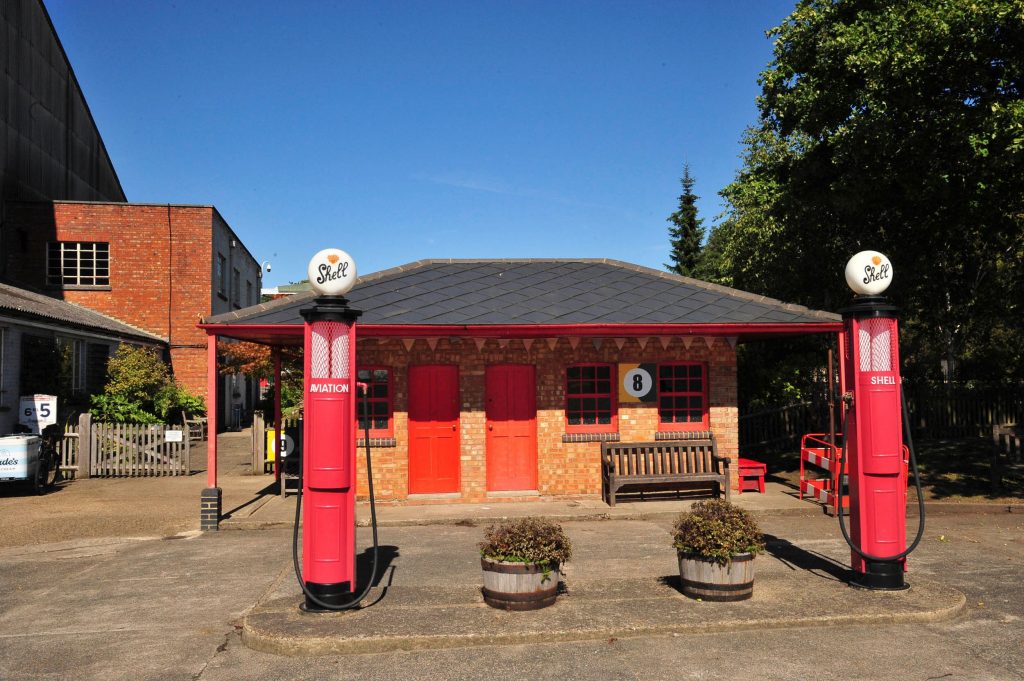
[[300, 580, 357, 613], [849, 561, 910, 591]]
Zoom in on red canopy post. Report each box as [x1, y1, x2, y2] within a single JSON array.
[[200, 333, 221, 530]]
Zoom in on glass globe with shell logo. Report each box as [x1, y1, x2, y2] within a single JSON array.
[[307, 248, 357, 296], [844, 250, 893, 296]]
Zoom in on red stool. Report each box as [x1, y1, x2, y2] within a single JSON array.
[[737, 458, 766, 494]]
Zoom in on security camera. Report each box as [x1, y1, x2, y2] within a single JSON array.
[[265, 263, 272, 273]]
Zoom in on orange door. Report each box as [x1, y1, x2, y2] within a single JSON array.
[[408, 365, 460, 494], [485, 364, 537, 491]]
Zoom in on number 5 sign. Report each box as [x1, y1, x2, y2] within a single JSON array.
[[19, 394, 58, 434], [618, 364, 656, 403]]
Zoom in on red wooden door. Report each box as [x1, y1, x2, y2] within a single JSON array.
[[485, 364, 537, 491], [408, 365, 460, 494]]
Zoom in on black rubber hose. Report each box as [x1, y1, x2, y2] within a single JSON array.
[[837, 384, 926, 563], [292, 384, 380, 611]]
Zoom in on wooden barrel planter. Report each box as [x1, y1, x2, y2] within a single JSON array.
[[481, 558, 560, 611], [678, 552, 755, 601]]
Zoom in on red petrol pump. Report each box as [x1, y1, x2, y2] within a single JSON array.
[[837, 250, 925, 590], [291, 248, 380, 612]]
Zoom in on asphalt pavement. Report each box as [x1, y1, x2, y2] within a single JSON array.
[[0, 430, 1021, 680]]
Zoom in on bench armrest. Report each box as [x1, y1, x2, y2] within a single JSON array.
[[712, 454, 731, 474]]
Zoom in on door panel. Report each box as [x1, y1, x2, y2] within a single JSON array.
[[485, 364, 537, 491], [408, 365, 460, 494]]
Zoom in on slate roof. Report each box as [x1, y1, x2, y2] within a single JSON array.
[[205, 259, 839, 328], [0, 283, 166, 343]]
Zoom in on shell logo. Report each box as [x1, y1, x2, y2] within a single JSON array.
[[307, 248, 357, 296], [844, 250, 893, 296]]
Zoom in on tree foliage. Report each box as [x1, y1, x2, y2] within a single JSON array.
[[218, 340, 304, 416], [712, 0, 1024, 386], [665, 164, 706, 278]]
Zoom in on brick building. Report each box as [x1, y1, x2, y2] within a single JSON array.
[[2, 0, 262, 429], [4, 201, 261, 426], [202, 259, 841, 505]]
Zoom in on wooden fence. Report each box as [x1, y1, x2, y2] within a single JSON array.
[[58, 413, 190, 478], [739, 402, 831, 456], [739, 389, 1024, 455], [904, 390, 1023, 439]]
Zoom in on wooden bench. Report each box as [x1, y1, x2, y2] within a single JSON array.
[[182, 411, 208, 442], [601, 435, 731, 506]]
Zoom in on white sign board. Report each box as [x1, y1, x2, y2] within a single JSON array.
[[19, 395, 57, 434], [165, 430, 184, 443]]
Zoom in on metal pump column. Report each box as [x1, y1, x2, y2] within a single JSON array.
[[839, 251, 908, 590], [299, 248, 361, 610]]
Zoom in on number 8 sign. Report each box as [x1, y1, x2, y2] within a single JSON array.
[[619, 364, 656, 403]]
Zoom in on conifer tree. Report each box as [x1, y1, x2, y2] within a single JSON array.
[[665, 164, 704, 278]]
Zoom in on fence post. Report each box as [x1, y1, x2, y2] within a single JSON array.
[[252, 411, 266, 474], [77, 412, 92, 479]]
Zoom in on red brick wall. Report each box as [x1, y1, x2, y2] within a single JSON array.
[[6, 202, 214, 401], [354, 335, 738, 502]]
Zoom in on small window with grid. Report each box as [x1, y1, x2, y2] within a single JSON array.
[[46, 242, 109, 288], [657, 362, 708, 428], [356, 367, 392, 437], [566, 364, 616, 432]]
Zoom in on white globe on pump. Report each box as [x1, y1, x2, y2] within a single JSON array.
[[844, 250, 893, 296], [307, 248, 357, 296]]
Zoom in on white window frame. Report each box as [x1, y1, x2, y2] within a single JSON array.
[[47, 242, 110, 288]]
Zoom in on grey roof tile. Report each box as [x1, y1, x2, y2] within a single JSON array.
[[205, 259, 840, 328]]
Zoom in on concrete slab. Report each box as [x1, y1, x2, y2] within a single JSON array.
[[240, 520, 966, 657]]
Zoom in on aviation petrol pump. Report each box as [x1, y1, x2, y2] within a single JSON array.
[[292, 248, 379, 612], [838, 251, 924, 590]]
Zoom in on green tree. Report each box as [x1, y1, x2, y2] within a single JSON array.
[[718, 0, 1024, 386], [665, 164, 706, 278]]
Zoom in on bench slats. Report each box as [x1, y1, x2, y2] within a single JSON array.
[[601, 437, 730, 507]]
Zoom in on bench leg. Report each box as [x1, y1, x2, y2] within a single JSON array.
[[758, 474, 765, 494]]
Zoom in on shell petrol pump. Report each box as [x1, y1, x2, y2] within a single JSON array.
[[291, 248, 380, 612], [837, 251, 925, 590]]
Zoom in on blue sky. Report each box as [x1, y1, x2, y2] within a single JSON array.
[[47, 1, 795, 287]]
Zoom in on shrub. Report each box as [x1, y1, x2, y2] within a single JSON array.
[[672, 499, 765, 566], [90, 344, 205, 424], [479, 517, 573, 568]]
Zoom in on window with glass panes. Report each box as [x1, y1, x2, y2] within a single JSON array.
[[47, 242, 109, 287], [565, 364, 616, 431], [657, 363, 708, 428], [356, 367, 392, 436]]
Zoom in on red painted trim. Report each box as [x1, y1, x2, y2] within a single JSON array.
[[206, 333, 218, 488], [564, 363, 618, 434], [356, 365, 394, 438], [198, 321, 842, 343], [655, 361, 710, 432], [273, 347, 282, 484]]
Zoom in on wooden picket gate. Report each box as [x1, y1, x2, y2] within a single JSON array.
[[58, 414, 190, 478]]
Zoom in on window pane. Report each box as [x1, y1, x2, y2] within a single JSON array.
[[373, 369, 388, 382], [357, 369, 370, 380], [567, 380, 582, 395], [595, 366, 610, 380], [567, 367, 582, 381]]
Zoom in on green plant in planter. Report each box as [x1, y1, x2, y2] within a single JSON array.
[[479, 517, 573, 570], [672, 499, 765, 566]]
